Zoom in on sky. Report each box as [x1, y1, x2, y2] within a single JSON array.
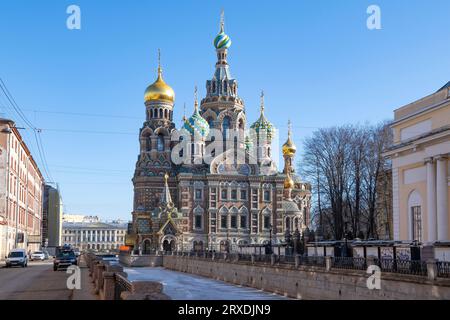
[[1, 0, 450, 221]]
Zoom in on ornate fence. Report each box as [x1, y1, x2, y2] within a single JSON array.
[[167, 250, 450, 279], [331, 257, 367, 270], [437, 261, 450, 278]]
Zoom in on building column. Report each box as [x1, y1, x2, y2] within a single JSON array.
[[425, 158, 437, 243], [436, 155, 448, 241]]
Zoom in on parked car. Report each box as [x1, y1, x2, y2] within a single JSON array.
[[98, 254, 119, 262], [5, 249, 28, 268], [30, 251, 46, 261], [53, 250, 77, 271]]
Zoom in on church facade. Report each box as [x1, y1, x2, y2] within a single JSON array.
[[127, 15, 312, 253]]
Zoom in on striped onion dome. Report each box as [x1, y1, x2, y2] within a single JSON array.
[[214, 25, 231, 49], [183, 103, 210, 138]]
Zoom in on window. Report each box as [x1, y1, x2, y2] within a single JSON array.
[[221, 189, 228, 200], [157, 135, 164, 152], [195, 215, 202, 229], [221, 215, 227, 229], [231, 189, 237, 200], [264, 190, 271, 202], [195, 189, 202, 200], [222, 116, 231, 139], [240, 215, 247, 229], [264, 216, 271, 229], [231, 216, 237, 228], [411, 206, 422, 241], [240, 190, 247, 200]]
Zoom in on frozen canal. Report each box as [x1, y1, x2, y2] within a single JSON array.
[[125, 267, 289, 300]]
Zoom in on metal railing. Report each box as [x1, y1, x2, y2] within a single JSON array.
[[375, 258, 427, 276], [165, 251, 450, 279], [114, 273, 132, 300], [437, 261, 450, 278], [331, 257, 367, 270]]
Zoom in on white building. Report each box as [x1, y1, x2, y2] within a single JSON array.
[[62, 221, 127, 251], [384, 82, 450, 260]]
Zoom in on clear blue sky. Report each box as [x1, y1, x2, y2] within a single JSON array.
[[1, 0, 450, 221]]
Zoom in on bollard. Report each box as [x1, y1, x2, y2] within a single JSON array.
[[426, 259, 438, 281], [295, 254, 300, 268], [325, 256, 332, 271], [271, 253, 276, 266]]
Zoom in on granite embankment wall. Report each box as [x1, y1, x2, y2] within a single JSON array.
[[162, 255, 450, 300]]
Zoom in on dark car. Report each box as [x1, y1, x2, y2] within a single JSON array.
[[53, 250, 77, 271]]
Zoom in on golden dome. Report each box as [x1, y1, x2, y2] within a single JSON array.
[[144, 67, 175, 103], [282, 121, 296, 156], [284, 174, 295, 189]]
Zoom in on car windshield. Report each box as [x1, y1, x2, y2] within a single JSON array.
[[57, 251, 75, 259], [33, 252, 43, 254], [8, 252, 24, 258]]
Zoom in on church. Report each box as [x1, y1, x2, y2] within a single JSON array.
[[126, 14, 312, 253]]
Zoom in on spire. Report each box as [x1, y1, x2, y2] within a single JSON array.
[[194, 85, 198, 111], [182, 102, 187, 121], [287, 119, 292, 139], [157, 48, 162, 76], [160, 172, 173, 209], [220, 9, 225, 33], [260, 90, 265, 114]]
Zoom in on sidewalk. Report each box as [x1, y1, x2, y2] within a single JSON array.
[[72, 255, 99, 300]]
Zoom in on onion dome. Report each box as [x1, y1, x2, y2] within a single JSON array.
[[214, 12, 232, 49], [244, 135, 253, 151], [284, 173, 295, 189], [250, 91, 274, 140], [282, 120, 297, 157], [144, 53, 175, 103], [183, 88, 210, 138]]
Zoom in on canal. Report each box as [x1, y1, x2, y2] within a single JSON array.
[[125, 267, 289, 300]]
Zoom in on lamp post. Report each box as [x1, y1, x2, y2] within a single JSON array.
[[269, 223, 273, 254]]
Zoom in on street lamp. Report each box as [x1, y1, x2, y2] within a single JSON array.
[[269, 223, 273, 254]]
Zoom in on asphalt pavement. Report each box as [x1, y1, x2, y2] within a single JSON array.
[[0, 258, 97, 300]]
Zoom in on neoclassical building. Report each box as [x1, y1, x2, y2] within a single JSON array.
[[127, 15, 311, 253], [384, 82, 450, 251]]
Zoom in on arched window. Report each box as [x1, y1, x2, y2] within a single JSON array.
[[157, 135, 165, 152], [286, 217, 291, 230], [159, 109, 163, 118], [222, 116, 231, 139], [207, 117, 214, 128], [164, 109, 168, 119]]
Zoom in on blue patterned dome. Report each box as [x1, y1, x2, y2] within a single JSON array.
[[214, 26, 231, 49], [250, 92, 274, 140], [183, 104, 210, 138]]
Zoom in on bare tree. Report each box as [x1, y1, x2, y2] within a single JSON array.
[[300, 122, 392, 240]]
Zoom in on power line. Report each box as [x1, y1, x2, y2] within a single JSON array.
[[0, 77, 55, 183]]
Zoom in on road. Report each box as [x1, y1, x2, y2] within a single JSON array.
[[0, 259, 97, 300], [125, 267, 289, 300]]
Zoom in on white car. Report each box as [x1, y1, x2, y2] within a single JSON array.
[[30, 251, 46, 261], [5, 249, 28, 267]]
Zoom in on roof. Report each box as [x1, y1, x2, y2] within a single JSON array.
[[281, 200, 300, 212], [62, 221, 128, 230], [437, 81, 450, 92]]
